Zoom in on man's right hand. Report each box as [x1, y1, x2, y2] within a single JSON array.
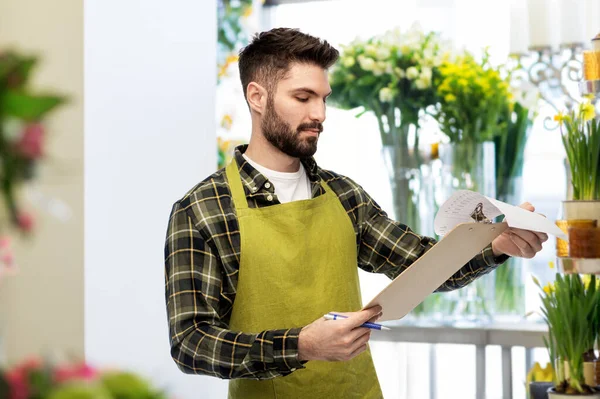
[[297, 306, 382, 362]]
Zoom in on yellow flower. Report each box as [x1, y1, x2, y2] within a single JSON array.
[[527, 362, 554, 384], [548, 261, 555, 269], [581, 102, 596, 121], [220, 114, 233, 130], [242, 6, 253, 18], [444, 94, 456, 102], [218, 54, 239, 78], [543, 282, 554, 295], [553, 112, 567, 125], [583, 274, 592, 290]]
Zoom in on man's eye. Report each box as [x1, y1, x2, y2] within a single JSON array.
[[296, 97, 309, 102]]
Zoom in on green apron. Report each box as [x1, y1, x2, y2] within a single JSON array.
[[226, 161, 382, 399]]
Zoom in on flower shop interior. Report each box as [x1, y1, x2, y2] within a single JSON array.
[[1, 0, 600, 398]]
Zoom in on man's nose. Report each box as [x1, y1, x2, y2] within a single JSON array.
[[309, 101, 326, 123]]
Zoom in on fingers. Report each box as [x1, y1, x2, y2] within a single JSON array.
[[368, 311, 383, 323], [534, 231, 549, 243], [517, 203, 548, 242], [342, 306, 382, 329], [350, 330, 371, 352], [520, 202, 535, 212], [509, 231, 536, 258], [511, 228, 544, 252], [348, 339, 369, 359]]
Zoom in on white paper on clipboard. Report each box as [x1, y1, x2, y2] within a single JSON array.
[[363, 190, 565, 322]]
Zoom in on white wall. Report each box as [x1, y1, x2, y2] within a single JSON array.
[[84, 1, 227, 398]]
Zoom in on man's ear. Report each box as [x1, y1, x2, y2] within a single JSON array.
[[247, 82, 267, 115]]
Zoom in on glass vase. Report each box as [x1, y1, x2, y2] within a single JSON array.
[[381, 145, 434, 237], [381, 144, 438, 321], [436, 141, 497, 323], [494, 175, 526, 319]]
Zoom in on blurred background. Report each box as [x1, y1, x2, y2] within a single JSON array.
[[0, 0, 598, 398]]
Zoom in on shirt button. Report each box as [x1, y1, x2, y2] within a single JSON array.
[[251, 187, 258, 193], [265, 182, 271, 189], [267, 194, 273, 201]]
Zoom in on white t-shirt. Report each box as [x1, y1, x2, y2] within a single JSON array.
[[243, 154, 312, 203]]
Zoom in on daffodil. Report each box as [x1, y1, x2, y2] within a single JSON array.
[[554, 112, 566, 125], [543, 282, 554, 295], [580, 101, 596, 121]]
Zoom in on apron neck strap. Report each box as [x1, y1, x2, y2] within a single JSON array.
[[226, 160, 249, 210]]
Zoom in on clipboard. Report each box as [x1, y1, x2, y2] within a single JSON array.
[[363, 221, 508, 322]]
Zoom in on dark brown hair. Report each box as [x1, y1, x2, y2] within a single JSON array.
[[238, 28, 339, 100]]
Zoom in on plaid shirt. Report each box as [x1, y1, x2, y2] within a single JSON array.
[[164, 145, 506, 380]]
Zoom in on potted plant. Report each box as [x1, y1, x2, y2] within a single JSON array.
[[556, 100, 600, 220], [535, 273, 600, 397]]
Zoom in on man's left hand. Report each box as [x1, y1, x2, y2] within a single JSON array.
[[491, 202, 549, 259]]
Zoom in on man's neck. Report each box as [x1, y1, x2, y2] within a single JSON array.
[[244, 136, 301, 173]]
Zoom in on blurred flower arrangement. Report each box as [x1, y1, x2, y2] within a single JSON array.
[[534, 273, 600, 395], [0, 50, 66, 231], [555, 99, 599, 201], [0, 50, 66, 284], [329, 24, 449, 236], [217, 0, 253, 81], [0, 357, 168, 399], [216, 0, 256, 168]]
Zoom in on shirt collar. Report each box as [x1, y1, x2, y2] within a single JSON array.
[[232, 144, 321, 194]]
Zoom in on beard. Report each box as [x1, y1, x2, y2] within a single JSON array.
[[261, 97, 323, 158]]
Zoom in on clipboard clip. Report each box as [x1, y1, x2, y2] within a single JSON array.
[[470, 202, 492, 224]]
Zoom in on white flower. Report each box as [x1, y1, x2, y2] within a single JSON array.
[[420, 67, 432, 81], [415, 75, 431, 90], [342, 57, 355, 68], [422, 48, 434, 62], [379, 87, 394, 102], [376, 47, 391, 60], [399, 45, 411, 55], [415, 79, 427, 90], [365, 45, 378, 57], [406, 66, 419, 80], [358, 55, 376, 71], [394, 67, 406, 78], [372, 62, 387, 76], [511, 78, 539, 110]]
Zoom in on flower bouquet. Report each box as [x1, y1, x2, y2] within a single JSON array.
[[329, 23, 449, 236], [432, 49, 513, 320]]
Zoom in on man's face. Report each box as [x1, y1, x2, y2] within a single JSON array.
[[261, 62, 331, 158]]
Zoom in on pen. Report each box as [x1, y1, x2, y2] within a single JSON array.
[[324, 313, 391, 331]]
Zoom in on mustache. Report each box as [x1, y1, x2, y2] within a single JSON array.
[[297, 122, 323, 133]]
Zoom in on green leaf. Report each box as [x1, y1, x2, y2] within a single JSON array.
[[2, 91, 66, 121]]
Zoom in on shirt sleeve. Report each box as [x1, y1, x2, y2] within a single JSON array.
[[165, 202, 306, 379], [355, 187, 509, 292]]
